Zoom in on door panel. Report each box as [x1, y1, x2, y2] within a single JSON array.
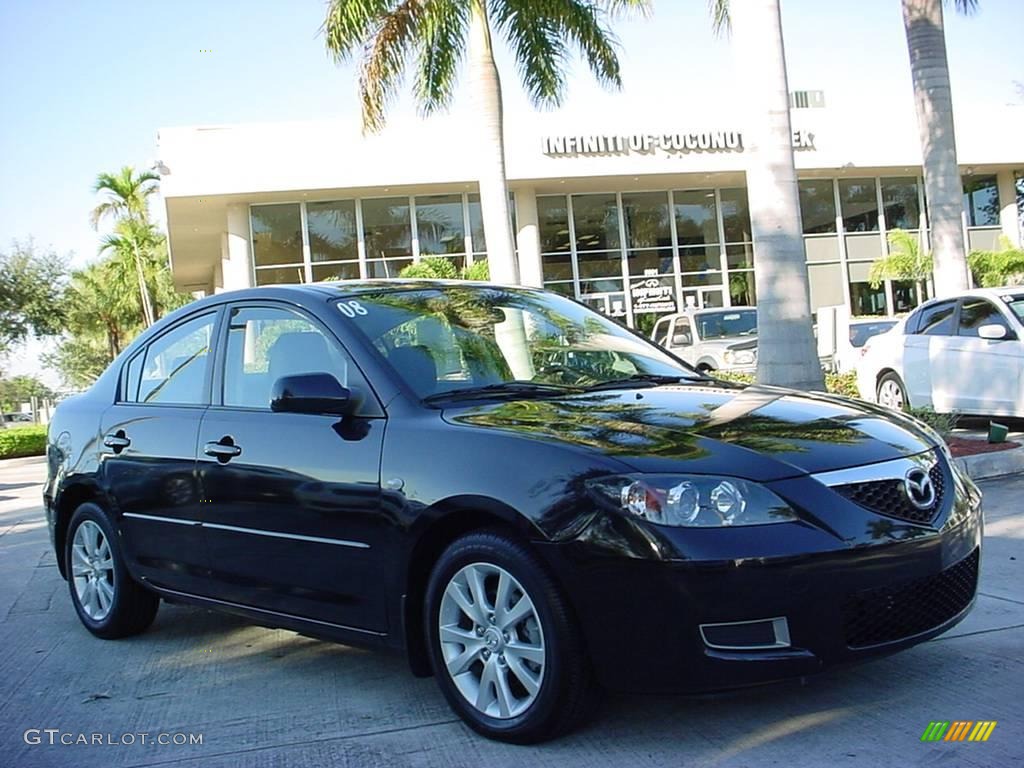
[[941, 298, 1023, 414], [102, 311, 218, 593], [196, 304, 388, 632]]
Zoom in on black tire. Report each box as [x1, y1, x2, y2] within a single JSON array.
[[425, 530, 599, 744], [697, 363, 714, 373], [876, 371, 908, 411], [65, 502, 159, 639]]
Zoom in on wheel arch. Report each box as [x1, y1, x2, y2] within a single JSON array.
[[401, 496, 542, 677], [52, 481, 107, 580]]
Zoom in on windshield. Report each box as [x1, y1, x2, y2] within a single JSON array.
[[1005, 296, 1024, 325], [336, 286, 698, 398], [695, 310, 757, 340], [849, 320, 896, 347]]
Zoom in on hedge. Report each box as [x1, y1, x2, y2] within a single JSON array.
[[712, 370, 860, 398], [0, 424, 47, 459]]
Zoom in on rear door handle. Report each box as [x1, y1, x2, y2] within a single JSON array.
[[204, 438, 242, 462], [103, 431, 131, 453]]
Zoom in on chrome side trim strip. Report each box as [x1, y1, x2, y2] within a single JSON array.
[[121, 513, 369, 549], [151, 585, 386, 637], [811, 451, 937, 488], [202, 522, 369, 550], [123, 512, 200, 526]]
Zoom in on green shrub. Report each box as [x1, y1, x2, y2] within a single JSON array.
[[0, 424, 47, 459], [398, 256, 459, 280], [904, 406, 959, 440], [710, 369, 859, 398], [968, 236, 1024, 287], [460, 259, 489, 281]]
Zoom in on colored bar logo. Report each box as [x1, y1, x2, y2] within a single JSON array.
[[921, 721, 997, 742]]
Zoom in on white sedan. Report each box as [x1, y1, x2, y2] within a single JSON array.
[[857, 287, 1024, 416]]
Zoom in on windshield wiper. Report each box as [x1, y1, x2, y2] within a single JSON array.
[[423, 381, 583, 403], [582, 373, 704, 392]]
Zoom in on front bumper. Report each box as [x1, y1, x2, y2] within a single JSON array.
[[535, 459, 983, 694]]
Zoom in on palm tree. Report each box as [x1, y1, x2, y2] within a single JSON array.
[[709, 0, 824, 391], [98, 219, 160, 327], [901, 0, 976, 297], [869, 228, 933, 304], [322, 0, 648, 285], [91, 166, 160, 327]]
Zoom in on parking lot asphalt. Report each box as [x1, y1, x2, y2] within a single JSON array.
[[0, 456, 1020, 768]]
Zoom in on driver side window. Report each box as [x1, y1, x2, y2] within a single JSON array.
[[222, 306, 354, 409]]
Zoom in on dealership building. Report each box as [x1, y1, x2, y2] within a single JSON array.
[[157, 96, 1023, 328]]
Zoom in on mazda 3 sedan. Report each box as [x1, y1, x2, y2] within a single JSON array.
[[45, 282, 983, 743]]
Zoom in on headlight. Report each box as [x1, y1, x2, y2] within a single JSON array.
[[723, 349, 756, 365], [585, 474, 798, 527]]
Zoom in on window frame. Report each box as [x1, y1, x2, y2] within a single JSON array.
[[116, 309, 224, 408], [911, 299, 958, 337], [956, 297, 1016, 339], [211, 300, 384, 417]]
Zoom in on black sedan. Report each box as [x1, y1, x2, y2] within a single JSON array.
[[44, 281, 982, 743]]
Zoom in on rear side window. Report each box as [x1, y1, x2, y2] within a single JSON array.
[[958, 298, 1009, 337], [120, 352, 144, 402], [914, 301, 957, 336], [137, 313, 216, 405]]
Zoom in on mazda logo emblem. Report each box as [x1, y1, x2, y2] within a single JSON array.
[[904, 468, 936, 510]]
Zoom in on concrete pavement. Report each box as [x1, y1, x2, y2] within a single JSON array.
[[0, 456, 1021, 767]]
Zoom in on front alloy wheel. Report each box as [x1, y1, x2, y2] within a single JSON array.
[[426, 531, 598, 743], [438, 563, 546, 719], [877, 372, 907, 410]]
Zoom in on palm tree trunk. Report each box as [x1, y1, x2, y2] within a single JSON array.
[[467, 0, 518, 285], [902, 0, 970, 296], [132, 241, 155, 327], [730, 0, 823, 391]]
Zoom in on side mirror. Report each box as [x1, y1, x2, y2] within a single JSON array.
[[672, 332, 693, 346], [270, 373, 356, 415], [978, 324, 1009, 340]]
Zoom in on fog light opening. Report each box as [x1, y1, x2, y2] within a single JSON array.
[[700, 617, 791, 650]]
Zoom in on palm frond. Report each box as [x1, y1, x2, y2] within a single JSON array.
[[414, 0, 468, 116], [708, 0, 730, 37], [602, 0, 652, 19], [323, 0, 395, 62], [494, 1, 570, 108], [359, 0, 427, 132], [549, 0, 623, 90], [953, 0, 979, 15]]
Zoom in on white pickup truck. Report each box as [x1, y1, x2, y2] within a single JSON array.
[[650, 307, 758, 373]]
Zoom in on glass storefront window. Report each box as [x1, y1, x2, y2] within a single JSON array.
[[542, 253, 574, 281], [963, 175, 999, 227], [366, 257, 413, 278], [881, 177, 920, 230], [312, 262, 360, 282], [538, 196, 571, 253], [892, 279, 927, 313], [679, 245, 721, 273], [720, 188, 751, 243], [628, 248, 675, 276], [576, 251, 622, 279], [254, 265, 305, 285], [572, 194, 620, 251], [307, 200, 358, 263], [673, 190, 719, 246], [729, 271, 756, 306], [622, 192, 671, 249], [416, 194, 466, 255], [251, 204, 303, 267], [362, 197, 412, 259], [798, 179, 837, 234], [725, 243, 753, 270], [467, 193, 486, 252], [849, 281, 886, 315], [839, 179, 879, 232]]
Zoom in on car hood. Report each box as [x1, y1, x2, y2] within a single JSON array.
[[441, 383, 937, 481]]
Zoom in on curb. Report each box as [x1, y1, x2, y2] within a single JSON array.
[[953, 444, 1024, 480], [0, 454, 46, 467]]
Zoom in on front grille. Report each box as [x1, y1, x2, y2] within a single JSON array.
[[834, 460, 945, 525], [842, 548, 979, 648]]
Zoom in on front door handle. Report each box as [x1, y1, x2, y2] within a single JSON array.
[[204, 437, 242, 462], [103, 430, 131, 453]]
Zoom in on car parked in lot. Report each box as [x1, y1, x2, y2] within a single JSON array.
[[857, 287, 1024, 416], [832, 318, 899, 373], [45, 282, 982, 743], [650, 306, 758, 372]]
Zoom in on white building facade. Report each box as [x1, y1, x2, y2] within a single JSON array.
[[157, 99, 1023, 331]]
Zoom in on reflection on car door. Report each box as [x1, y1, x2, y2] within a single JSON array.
[[940, 298, 1022, 415], [195, 303, 389, 633], [102, 310, 219, 595], [903, 300, 956, 409]]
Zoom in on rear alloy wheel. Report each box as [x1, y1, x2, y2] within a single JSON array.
[[877, 372, 908, 411], [66, 503, 159, 639], [426, 531, 598, 743]]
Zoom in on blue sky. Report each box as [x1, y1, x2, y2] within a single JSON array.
[[0, 0, 1021, 383]]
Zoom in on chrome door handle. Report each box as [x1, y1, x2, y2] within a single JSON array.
[[103, 431, 131, 453], [204, 439, 241, 461]]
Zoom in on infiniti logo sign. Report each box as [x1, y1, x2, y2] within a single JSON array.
[[904, 468, 937, 510]]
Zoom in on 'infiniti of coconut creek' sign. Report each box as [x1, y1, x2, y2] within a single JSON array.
[[542, 130, 814, 157]]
